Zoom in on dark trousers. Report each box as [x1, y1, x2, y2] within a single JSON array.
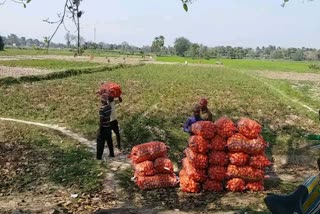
[[96, 126, 114, 160], [110, 120, 121, 148]]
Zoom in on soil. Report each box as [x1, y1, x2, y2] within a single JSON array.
[[0, 55, 222, 78], [0, 66, 53, 78], [254, 70, 320, 82]]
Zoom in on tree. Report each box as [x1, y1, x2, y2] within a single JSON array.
[[6, 34, 20, 46], [0, 36, 4, 51], [174, 37, 191, 56], [151, 35, 165, 55], [43, 0, 84, 54], [190, 43, 200, 58]]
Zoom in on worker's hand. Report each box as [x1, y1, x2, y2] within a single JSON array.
[[118, 96, 123, 103]]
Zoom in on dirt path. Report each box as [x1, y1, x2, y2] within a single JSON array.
[[0, 117, 131, 187]]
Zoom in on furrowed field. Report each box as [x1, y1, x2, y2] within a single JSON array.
[[1, 55, 320, 213]]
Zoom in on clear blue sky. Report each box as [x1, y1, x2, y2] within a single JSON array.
[[1, 0, 320, 48]]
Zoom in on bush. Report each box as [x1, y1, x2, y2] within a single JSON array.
[[309, 64, 320, 70]]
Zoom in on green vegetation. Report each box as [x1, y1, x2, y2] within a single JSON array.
[[1, 64, 320, 159], [0, 121, 105, 193], [0, 47, 141, 57], [1, 58, 320, 212], [0, 48, 73, 56], [157, 56, 320, 73], [0, 64, 133, 86], [0, 59, 101, 70]]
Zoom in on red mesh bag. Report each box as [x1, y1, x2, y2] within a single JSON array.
[[133, 161, 155, 177], [209, 151, 228, 166], [182, 158, 207, 183], [226, 165, 264, 181], [226, 178, 246, 192], [245, 136, 267, 155], [154, 157, 174, 174], [203, 180, 223, 192], [237, 118, 262, 139], [135, 174, 178, 190], [128, 142, 168, 164], [227, 134, 266, 155], [179, 169, 201, 193], [249, 154, 271, 169], [246, 181, 264, 192], [99, 82, 122, 97], [210, 135, 227, 151], [228, 152, 249, 166], [227, 133, 246, 152], [214, 117, 237, 138], [208, 166, 226, 181], [184, 148, 208, 169], [191, 121, 216, 139], [188, 136, 209, 154]]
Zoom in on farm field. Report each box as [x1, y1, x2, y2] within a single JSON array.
[[1, 55, 320, 213], [0, 48, 134, 57], [157, 56, 320, 73]]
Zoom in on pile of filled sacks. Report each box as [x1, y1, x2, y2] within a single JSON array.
[[180, 117, 271, 193], [226, 118, 271, 192], [180, 121, 215, 193], [128, 141, 179, 190]]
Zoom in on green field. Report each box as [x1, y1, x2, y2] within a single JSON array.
[[0, 47, 140, 57], [157, 56, 320, 73], [0, 59, 102, 70], [1, 57, 320, 212], [0, 48, 74, 56], [1, 63, 320, 156]]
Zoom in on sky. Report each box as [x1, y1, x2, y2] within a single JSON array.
[[0, 0, 320, 48]]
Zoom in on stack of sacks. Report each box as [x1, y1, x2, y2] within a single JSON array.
[[226, 118, 271, 192], [98, 82, 122, 97], [128, 141, 179, 190], [180, 121, 215, 193], [204, 117, 238, 192]]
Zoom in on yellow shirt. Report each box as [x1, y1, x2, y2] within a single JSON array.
[[200, 109, 213, 121]]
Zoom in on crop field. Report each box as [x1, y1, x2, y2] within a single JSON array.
[[0, 48, 139, 57], [157, 56, 320, 73], [1, 55, 320, 213], [0, 59, 102, 70]]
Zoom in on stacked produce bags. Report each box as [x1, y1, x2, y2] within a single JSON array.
[[180, 121, 214, 193], [205, 117, 237, 192], [226, 118, 271, 192], [128, 141, 179, 190], [180, 117, 271, 193]]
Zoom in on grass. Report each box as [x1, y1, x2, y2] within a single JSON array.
[[0, 59, 102, 70], [0, 64, 133, 86], [0, 47, 142, 57], [1, 64, 320, 159], [157, 56, 320, 73], [0, 121, 105, 193], [0, 48, 74, 56]]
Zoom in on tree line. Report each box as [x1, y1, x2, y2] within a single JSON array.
[[1, 33, 320, 61], [151, 36, 320, 61]]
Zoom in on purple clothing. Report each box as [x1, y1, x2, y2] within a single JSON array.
[[183, 116, 202, 134]]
